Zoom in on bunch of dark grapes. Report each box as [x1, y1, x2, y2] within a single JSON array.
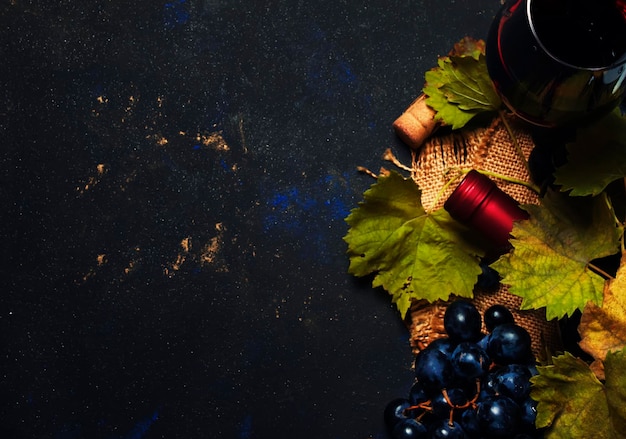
[[385, 300, 544, 439]]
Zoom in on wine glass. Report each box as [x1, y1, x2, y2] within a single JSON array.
[[485, 0, 626, 127]]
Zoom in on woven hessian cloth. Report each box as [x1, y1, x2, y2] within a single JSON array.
[[406, 116, 562, 360]]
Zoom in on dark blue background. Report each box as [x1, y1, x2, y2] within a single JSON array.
[[0, 1, 499, 437]]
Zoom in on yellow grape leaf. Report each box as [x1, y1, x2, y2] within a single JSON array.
[[579, 260, 626, 363], [531, 351, 626, 439], [492, 191, 621, 320]]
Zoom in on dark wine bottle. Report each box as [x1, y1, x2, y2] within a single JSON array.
[[485, 0, 626, 127]]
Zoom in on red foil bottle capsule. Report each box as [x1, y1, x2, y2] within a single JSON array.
[[444, 170, 529, 255]]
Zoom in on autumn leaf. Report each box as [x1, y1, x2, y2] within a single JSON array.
[[423, 39, 501, 130], [578, 259, 626, 367], [449, 36, 485, 59], [531, 351, 626, 439], [604, 349, 626, 434], [492, 191, 622, 320], [554, 110, 626, 196], [343, 171, 485, 318]]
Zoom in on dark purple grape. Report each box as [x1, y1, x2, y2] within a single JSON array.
[[391, 418, 428, 439], [429, 419, 467, 439], [484, 305, 515, 332], [477, 395, 521, 438], [460, 408, 481, 437], [526, 364, 538, 377], [408, 382, 429, 406], [476, 262, 501, 291], [494, 364, 532, 402], [451, 342, 491, 380], [487, 323, 533, 365], [444, 301, 482, 343], [384, 398, 414, 429], [519, 397, 538, 428], [481, 370, 500, 397], [414, 347, 455, 393], [431, 388, 468, 419], [477, 333, 490, 351], [428, 337, 456, 356]]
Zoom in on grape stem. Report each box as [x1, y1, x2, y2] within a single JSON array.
[[474, 168, 541, 194], [440, 380, 483, 427], [428, 169, 465, 211], [470, 379, 481, 407], [607, 177, 626, 253], [588, 262, 615, 280], [499, 110, 531, 177], [404, 401, 432, 423], [383, 148, 413, 172], [441, 389, 456, 427]]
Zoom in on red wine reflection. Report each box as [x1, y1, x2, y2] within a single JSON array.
[[486, 0, 626, 127]]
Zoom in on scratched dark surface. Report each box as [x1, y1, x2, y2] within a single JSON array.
[[0, 1, 499, 438]]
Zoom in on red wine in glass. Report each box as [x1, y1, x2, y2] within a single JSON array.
[[486, 0, 626, 127]]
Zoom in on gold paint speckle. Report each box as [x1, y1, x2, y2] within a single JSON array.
[[197, 131, 229, 151], [77, 163, 108, 194], [200, 223, 228, 272], [164, 237, 192, 277], [123, 248, 142, 275], [180, 237, 191, 252], [164, 225, 229, 277], [124, 261, 136, 275], [146, 133, 169, 146]]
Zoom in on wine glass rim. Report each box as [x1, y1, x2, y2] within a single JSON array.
[[526, 0, 626, 71]]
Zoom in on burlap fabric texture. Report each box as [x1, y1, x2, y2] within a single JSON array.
[[405, 116, 562, 360]]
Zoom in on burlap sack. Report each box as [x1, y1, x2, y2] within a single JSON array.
[[405, 116, 562, 360]]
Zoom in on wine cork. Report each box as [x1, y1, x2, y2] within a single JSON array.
[[392, 94, 439, 150]]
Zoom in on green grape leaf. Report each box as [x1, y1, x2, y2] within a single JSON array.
[[530, 352, 625, 439], [422, 46, 502, 130], [554, 110, 626, 196], [343, 171, 485, 318], [492, 191, 621, 320]]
